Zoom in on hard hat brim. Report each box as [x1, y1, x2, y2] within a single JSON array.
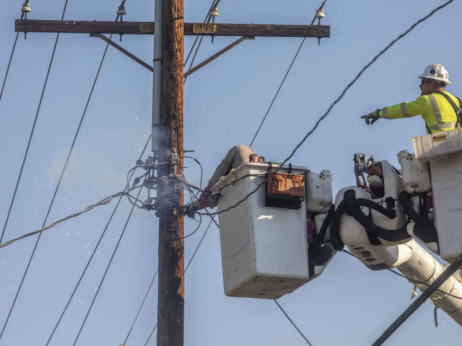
[[418, 76, 452, 85]]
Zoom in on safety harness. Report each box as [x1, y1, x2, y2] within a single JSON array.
[[426, 92, 462, 134]]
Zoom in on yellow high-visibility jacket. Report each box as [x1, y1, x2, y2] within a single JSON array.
[[378, 91, 461, 133]]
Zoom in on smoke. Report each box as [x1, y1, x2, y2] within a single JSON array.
[[47, 127, 150, 196]]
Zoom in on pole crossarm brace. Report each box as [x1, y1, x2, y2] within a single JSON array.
[[90, 34, 154, 72], [86, 34, 254, 77], [15, 20, 330, 38], [184, 36, 254, 78]]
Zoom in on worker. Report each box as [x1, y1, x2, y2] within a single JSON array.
[[361, 64, 462, 134], [186, 145, 259, 217]]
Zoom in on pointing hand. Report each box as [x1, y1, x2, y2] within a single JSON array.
[[361, 110, 381, 125]]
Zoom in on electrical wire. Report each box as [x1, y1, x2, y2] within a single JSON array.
[[0, 0, 70, 339], [143, 218, 214, 346], [45, 134, 151, 346], [200, 0, 455, 217], [182, 156, 204, 190], [170, 212, 203, 242], [148, 177, 312, 345], [0, 32, 19, 105], [184, 0, 222, 84], [123, 269, 159, 345], [274, 300, 313, 346], [144, 323, 158, 346], [249, 38, 306, 147], [249, 0, 327, 147], [184, 0, 221, 68], [0, 0, 69, 245], [184, 180, 315, 345], [0, 10, 133, 338], [145, 3, 453, 343], [0, 186, 141, 250], [72, 182, 145, 346], [185, 218, 214, 272]]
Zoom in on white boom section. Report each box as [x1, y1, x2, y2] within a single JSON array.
[[397, 240, 462, 326], [335, 184, 462, 327]]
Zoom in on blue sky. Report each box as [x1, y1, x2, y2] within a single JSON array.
[[1, 0, 462, 345]]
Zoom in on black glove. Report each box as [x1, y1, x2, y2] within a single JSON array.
[[361, 109, 381, 125], [186, 200, 201, 218]]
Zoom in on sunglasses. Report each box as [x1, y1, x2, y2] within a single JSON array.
[[420, 80, 433, 86]]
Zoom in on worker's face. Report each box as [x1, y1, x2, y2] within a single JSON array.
[[419, 79, 436, 95]]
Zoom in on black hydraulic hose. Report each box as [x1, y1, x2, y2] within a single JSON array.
[[346, 198, 396, 219], [349, 208, 411, 242], [398, 191, 439, 245], [330, 190, 356, 251], [309, 204, 335, 265], [312, 204, 335, 248], [399, 191, 428, 226]]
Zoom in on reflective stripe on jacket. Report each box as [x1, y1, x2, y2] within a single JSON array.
[[379, 91, 461, 133]]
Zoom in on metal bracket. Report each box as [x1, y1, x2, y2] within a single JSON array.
[[184, 36, 255, 78], [90, 33, 153, 72]]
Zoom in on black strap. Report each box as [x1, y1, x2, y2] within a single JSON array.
[[436, 92, 462, 125], [426, 123, 432, 134]]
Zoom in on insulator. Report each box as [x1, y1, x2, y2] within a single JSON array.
[[209, 6, 219, 18], [315, 8, 325, 19], [117, 6, 126, 15], [21, 1, 31, 13]]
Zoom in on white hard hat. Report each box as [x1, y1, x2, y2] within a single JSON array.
[[418, 64, 452, 85]]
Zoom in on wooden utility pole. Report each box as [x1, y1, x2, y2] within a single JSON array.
[[156, 0, 185, 345], [15, 8, 330, 346]]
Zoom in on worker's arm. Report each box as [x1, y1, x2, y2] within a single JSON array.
[[380, 96, 429, 119]]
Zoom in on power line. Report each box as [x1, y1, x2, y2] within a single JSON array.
[[72, 184, 145, 346], [0, 186, 141, 250], [181, 173, 316, 344], [249, 0, 327, 147], [206, 214, 314, 344], [0, 31, 125, 244], [123, 269, 159, 346], [184, 0, 221, 69], [249, 38, 306, 147], [45, 135, 151, 346], [274, 300, 313, 346], [0, 0, 69, 245], [0, 5, 30, 105], [0, 0, 70, 340], [142, 218, 214, 346], [200, 0, 455, 217], [0, 32, 19, 104], [185, 218, 213, 272]]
